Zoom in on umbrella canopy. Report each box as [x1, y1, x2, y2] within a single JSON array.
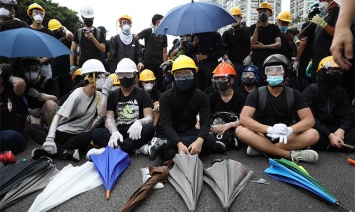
[[168, 153, 204, 212], [0, 157, 53, 200], [0, 165, 59, 209], [155, 1, 236, 36], [203, 159, 254, 212], [0, 28, 72, 58], [265, 158, 351, 212], [90, 146, 131, 199], [28, 161, 103, 212], [120, 166, 169, 212]]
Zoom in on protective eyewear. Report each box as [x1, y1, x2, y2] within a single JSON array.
[[121, 20, 132, 25], [325, 68, 343, 75], [96, 73, 105, 79], [242, 72, 255, 78], [116, 72, 135, 79], [265, 65, 285, 76], [174, 70, 194, 81], [32, 10, 44, 16], [22, 64, 40, 72], [211, 75, 230, 82]]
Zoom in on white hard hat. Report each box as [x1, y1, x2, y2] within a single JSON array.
[[115, 58, 138, 73], [81, 59, 107, 75], [80, 6, 94, 19]]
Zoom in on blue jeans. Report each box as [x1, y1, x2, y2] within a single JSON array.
[[0, 130, 27, 154]]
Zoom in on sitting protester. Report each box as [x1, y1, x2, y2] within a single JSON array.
[[237, 65, 260, 96]]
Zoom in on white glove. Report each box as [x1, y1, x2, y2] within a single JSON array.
[[243, 55, 252, 66], [267, 127, 293, 144], [127, 120, 143, 140], [108, 131, 123, 148], [272, 124, 289, 135], [102, 76, 113, 95], [293, 60, 299, 71], [311, 14, 327, 28], [28, 88, 40, 99], [42, 137, 57, 154]]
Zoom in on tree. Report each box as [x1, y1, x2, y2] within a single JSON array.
[[291, 15, 302, 25], [16, 0, 83, 32]]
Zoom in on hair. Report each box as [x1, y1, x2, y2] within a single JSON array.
[[152, 14, 163, 25]]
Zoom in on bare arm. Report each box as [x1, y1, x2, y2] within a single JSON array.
[[290, 108, 315, 133], [9, 76, 26, 96], [240, 106, 269, 133]]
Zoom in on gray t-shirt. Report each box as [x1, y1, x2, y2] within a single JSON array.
[[57, 87, 103, 134]]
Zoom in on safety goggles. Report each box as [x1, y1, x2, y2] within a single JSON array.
[[264, 65, 285, 76], [211, 74, 230, 82], [325, 68, 343, 75], [242, 72, 255, 78], [96, 73, 106, 79], [116, 72, 135, 79], [32, 10, 44, 16], [174, 70, 194, 81], [120, 20, 132, 26], [22, 64, 40, 72]]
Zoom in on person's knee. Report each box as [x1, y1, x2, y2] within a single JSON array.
[[305, 128, 320, 145], [235, 126, 252, 140]]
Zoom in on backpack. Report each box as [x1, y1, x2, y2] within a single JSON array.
[[77, 27, 101, 45]]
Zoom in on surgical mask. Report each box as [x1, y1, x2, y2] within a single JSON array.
[[0, 8, 10, 17], [294, 36, 298, 41], [244, 77, 254, 85], [266, 76, 284, 87], [122, 24, 131, 35], [120, 77, 135, 88], [213, 82, 229, 92], [96, 78, 105, 89], [175, 79, 194, 91], [279, 26, 288, 34], [25, 71, 39, 82], [143, 83, 154, 92], [33, 14, 43, 23], [318, 1, 328, 11], [84, 19, 93, 27]]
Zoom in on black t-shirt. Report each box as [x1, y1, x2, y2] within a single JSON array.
[[236, 85, 252, 97], [107, 88, 153, 127], [25, 77, 60, 109], [149, 88, 161, 103], [245, 87, 308, 126], [249, 24, 281, 59], [280, 34, 294, 61], [73, 28, 106, 66], [299, 21, 317, 69], [137, 28, 167, 64], [222, 26, 251, 64], [313, 7, 340, 69], [29, 26, 54, 36]]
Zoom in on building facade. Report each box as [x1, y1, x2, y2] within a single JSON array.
[[290, 0, 315, 29]]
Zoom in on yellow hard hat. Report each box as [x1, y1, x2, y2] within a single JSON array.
[[257, 2, 273, 15], [48, 19, 62, 31], [27, 3, 45, 17], [72, 68, 82, 81], [118, 14, 132, 23], [277, 11, 292, 22], [140, 69, 156, 81], [109, 73, 120, 85], [229, 6, 242, 16], [317, 56, 340, 73], [171, 55, 198, 73]]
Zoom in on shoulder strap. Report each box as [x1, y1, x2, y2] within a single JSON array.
[[284, 86, 294, 115], [256, 86, 268, 118], [40, 77, 49, 89]]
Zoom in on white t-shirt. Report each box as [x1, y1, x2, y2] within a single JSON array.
[[57, 87, 103, 134]]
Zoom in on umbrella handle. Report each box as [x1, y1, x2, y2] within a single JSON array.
[[106, 190, 111, 200], [336, 202, 352, 212]]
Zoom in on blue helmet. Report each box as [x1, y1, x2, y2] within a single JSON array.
[[241, 65, 259, 85]]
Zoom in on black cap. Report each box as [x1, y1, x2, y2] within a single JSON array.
[[97, 26, 107, 33]]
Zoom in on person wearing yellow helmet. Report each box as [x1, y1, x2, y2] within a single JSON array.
[[277, 11, 297, 62], [222, 6, 251, 89], [110, 14, 144, 73], [147, 55, 226, 161], [302, 56, 354, 152]]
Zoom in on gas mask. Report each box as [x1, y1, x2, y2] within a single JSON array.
[[33, 14, 44, 23], [213, 81, 230, 92]]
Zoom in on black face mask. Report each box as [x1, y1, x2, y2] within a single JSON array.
[[53, 30, 65, 39], [213, 82, 229, 92], [243, 77, 254, 85], [259, 12, 268, 22], [83, 19, 93, 27], [324, 72, 342, 85], [175, 79, 194, 91], [120, 77, 135, 88]]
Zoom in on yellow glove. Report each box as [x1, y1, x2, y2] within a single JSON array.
[[311, 14, 327, 28]]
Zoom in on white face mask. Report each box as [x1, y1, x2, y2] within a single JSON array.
[[96, 78, 105, 89], [122, 24, 131, 35], [318, 1, 329, 11], [33, 14, 44, 23], [25, 71, 39, 81], [143, 83, 154, 92], [0, 8, 10, 17]]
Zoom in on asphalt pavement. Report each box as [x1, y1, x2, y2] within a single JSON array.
[[4, 139, 355, 212]]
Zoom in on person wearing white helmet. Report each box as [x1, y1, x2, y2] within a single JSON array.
[[89, 58, 155, 158], [30, 59, 113, 162], [70, 6, 106, 71]]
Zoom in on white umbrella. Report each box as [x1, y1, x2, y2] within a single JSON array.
[[28, 161, 103, 212]]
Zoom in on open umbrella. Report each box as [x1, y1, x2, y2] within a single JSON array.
[[155, 0, 236, 36], [90, 146, 131, 199], [28, 161, 103, 212], [0, 28, 72, 58], [0, 164, 59, 209], [120, 166, 169, 212], [265, 158, 351, 212], [0, 157, 54, 200], [168, 153, 203, 212], [203, 159, 254, 212]]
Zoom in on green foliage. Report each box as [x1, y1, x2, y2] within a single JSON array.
[[16, 0, 83, 32], [291, 15, 302, 24]]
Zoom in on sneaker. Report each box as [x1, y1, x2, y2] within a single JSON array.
[[148, 137, 167, 161], [212, 141, 227, 153], [291, 150, 319, 163], [31, 148, 53, 160], [59, 149, 80, 162], [246, 146, 262, 157], [86, 148, 106, 160], [134, 144, 149, 156]]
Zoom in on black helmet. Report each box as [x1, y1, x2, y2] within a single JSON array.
[[262, 54, 291, 78], [0, 0, 18, 18]]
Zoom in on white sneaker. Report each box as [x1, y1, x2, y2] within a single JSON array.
[[86, 148, 106, 161], [134, 144, 149, 155], [246, 146, 262, 156], [291, 150, 319, 163]]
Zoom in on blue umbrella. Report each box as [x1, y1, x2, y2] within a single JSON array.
[[155, 0, 236, 36], [90, 146, 131, 199], [265, 158, 351, 212], [0, 28, 72, 58]]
